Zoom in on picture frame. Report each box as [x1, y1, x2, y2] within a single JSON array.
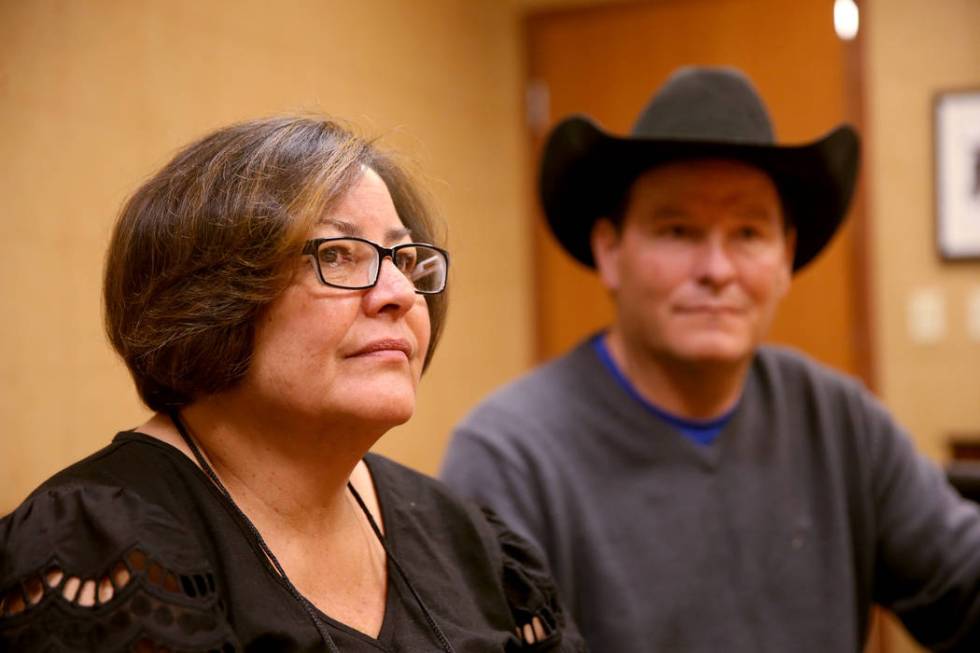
[[935, 88, 980, 260]]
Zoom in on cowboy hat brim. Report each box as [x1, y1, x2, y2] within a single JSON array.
[[539, 116, 860, 271]]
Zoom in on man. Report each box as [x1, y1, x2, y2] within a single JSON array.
[[441, 67, 980, 652]]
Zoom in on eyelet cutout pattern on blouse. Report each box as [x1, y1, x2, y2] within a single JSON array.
[[516, 614, 557, 647], [0, 546, 235, 652]]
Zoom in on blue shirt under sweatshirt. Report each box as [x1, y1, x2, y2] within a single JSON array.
[[591, 333, 735, 445]]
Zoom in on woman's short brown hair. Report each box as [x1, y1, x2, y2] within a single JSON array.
[[104, 115, 447, 412]]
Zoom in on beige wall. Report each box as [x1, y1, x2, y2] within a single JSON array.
[[866, 2, 980, 650], [0, 0, 534, 513], [868, 0, 980, 462], [3, 5, 980, 648]]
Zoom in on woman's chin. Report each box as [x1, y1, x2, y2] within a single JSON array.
[[345, 391, 417, 428], [373, 403, 416, 427]]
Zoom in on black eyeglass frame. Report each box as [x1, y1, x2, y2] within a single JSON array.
[[302, 236, 449, 294]]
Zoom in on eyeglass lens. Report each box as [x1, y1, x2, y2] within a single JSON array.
[[313, 239, 447, 293]]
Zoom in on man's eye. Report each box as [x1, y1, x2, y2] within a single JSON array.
[[735, 226, 762, 240], [658, 224, 692, 239]]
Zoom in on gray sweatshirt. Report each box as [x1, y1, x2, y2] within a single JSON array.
[[441, 338, 980, 652]]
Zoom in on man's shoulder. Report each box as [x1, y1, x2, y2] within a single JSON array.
[[751, 345, 883, 424], [457, 340, 600, 431], [753, 344, 865, 392]]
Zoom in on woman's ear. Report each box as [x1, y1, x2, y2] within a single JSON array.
[[591, 218, 621, 291]]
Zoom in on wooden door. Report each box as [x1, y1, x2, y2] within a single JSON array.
[[525, 0, 871, 383], [525, 2, 880, 649]]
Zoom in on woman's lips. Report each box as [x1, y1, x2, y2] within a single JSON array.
[[347, 338, 413, 360]]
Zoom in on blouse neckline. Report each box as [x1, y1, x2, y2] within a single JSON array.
[[113, 430, 402, 649]]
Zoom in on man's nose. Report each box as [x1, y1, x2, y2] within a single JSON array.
[[695, 235, 736, 286]]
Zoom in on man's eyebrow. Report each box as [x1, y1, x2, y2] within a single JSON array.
[[649, 206, 690, 219], [731, 203, 779, 221]]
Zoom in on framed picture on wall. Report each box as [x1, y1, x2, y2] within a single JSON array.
[[935, 88, 980, 260]]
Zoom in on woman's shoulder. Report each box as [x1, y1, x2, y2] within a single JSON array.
[[365, 453, 587, 651], [34, 431, 194, 490], [365, 452, 551, 568], [364, 452, 470, 507], [365, 452, 499, 547], [0, 435, 239, 651]]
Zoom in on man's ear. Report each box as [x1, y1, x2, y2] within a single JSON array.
[[591, 218, 621, 291], [778, 227, 797, 297]]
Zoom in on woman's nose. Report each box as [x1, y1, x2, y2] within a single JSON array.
[[363, 257, 417, 317]]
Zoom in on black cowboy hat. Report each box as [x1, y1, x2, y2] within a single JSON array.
[[539, 66, 860, 271]]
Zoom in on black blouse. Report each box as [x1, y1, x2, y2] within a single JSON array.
[[0, 432, 586, 652]]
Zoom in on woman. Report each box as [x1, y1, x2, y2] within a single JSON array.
[[0, 116, 585, 652]]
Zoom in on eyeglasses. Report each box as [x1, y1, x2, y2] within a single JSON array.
[[303, 237, 449, 294]]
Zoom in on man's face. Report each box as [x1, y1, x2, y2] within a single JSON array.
[[592, 159, 795, 367]]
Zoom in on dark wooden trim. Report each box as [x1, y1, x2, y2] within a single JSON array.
[[846, 13, 889, 653], [843, 0, 877, 393], [523, 12, 548, 363]]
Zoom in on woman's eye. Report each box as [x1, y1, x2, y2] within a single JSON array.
[[396, 250, 418, 272], [319, 246, 355, 267]]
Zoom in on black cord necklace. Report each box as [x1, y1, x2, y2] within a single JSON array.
[[167, 410, 455, 653]]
